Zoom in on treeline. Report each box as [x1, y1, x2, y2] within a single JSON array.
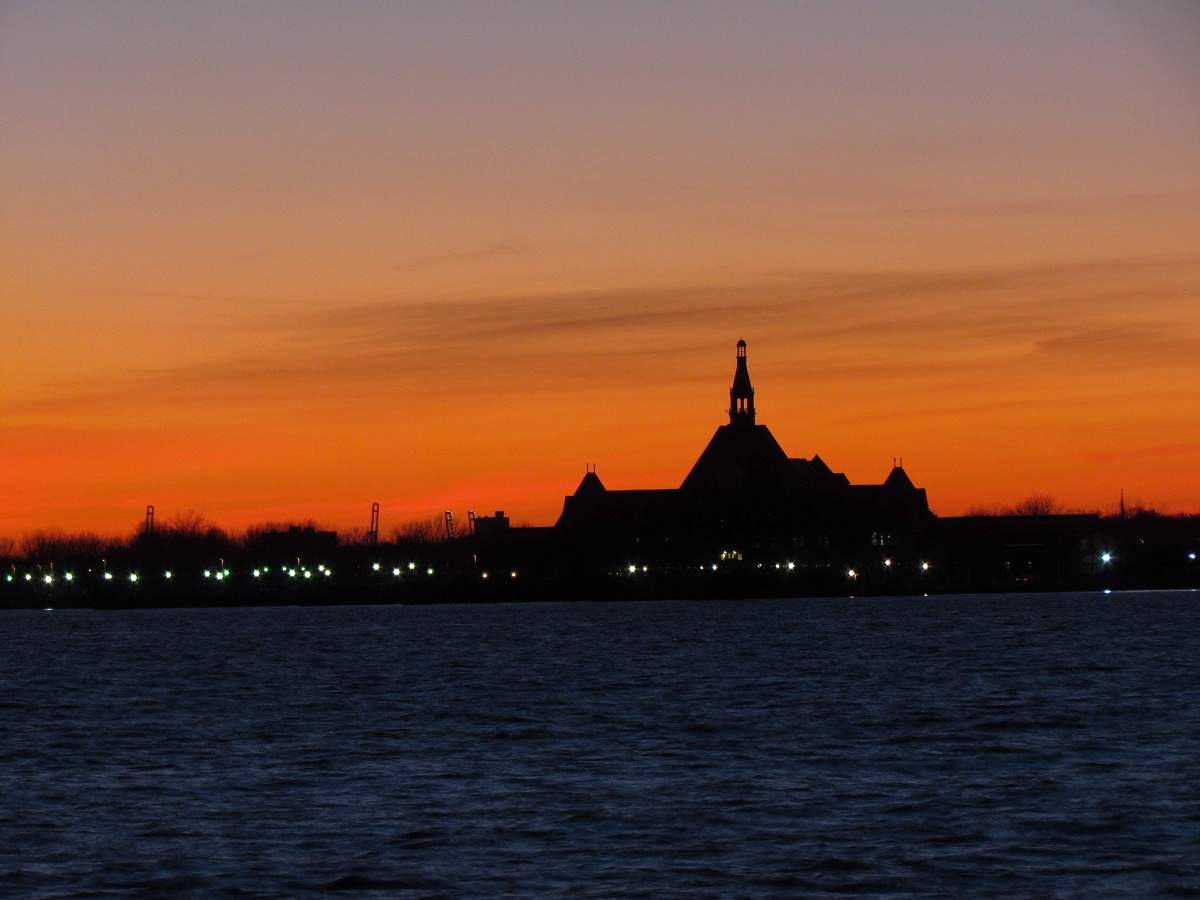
[[1, 510, 451, 566], [964, 494, 1170, 518]]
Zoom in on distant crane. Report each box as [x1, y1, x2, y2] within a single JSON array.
[[367, 502, 380, 545], [444, 510, 456, 540], [145, 505, 155, 536], [467, 510, 477, 536]]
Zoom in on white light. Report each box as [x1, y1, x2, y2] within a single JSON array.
[[372, 563, 381, 572], [774, 563, 780, 570], [883, 558, 892, 567], [408, 562, 416, 571], [628, 564, 637, 574], [510, 570, 518, 579], [1189, 553, 1197, 561], [392, 567, 401, 576], [847, 568, 857, 579], [288, 569, 297, 577], [426, 567, 434, 575], [164, 571, 172, 579], [711, 564, 718, 571], [786, 562, 795, 571], [303, 570, 312, 579], [1103, 588, 1112, 594], [642, 565, 648, 572], [128, 573, 139, 583], [482, 571, 489, 579], [215, 572, 224, 581], [921, 561, 931, 572], [103, 572, 113, 581], [252, 569, 261, 578], [43, 575, 53, 585], [24, 573, 32, 582], [65, 572, 74, 582], [1100, 552, 1112, 564], [203, 569, 211, 578], [317, 564, 325, 572], [324, 569, 332, 577]]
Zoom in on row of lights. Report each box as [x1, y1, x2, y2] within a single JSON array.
[[618, 558, 934, 577], [5, 551, 1194, 587], [6, 561, 439, 585]]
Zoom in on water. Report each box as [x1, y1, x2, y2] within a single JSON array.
[[2, 593, 1199, 898]]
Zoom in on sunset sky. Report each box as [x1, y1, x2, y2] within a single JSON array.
[[2, 2, 1198, 538]]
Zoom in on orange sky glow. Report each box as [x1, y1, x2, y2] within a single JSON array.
[[2, 3, 1198, 539]]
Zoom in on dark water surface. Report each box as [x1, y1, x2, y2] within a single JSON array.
[[2, 592, 1199, 898]]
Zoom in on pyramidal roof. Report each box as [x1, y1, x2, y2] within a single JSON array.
[[884, 465, 915, 489], [680, 423, 791, 495], [574, 470, 606, 498]]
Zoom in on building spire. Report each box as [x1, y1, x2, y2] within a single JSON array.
[[729, 338, 756, 426]]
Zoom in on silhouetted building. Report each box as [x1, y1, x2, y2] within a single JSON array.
[[555, 340, 932, 565], [472, 510, 511, 539], [933, 513, 1105, 588], [248, 525, 338, 561]]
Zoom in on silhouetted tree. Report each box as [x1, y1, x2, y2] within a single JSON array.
[[338, 526, 369, 547], [130, 510, 234, 565], [967, 495, 1070, 516], [1011, 495, 1065, 516], [167, 509, 211, 537], [391, 516, 445, 546], [22, 529, 117, 562]]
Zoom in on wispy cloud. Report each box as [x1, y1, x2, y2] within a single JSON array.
[[395, 241, 525, 270], [20, 254, 1200, 418]]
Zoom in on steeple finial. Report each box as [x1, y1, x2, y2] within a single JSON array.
[[729, 339, 755, 425]]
